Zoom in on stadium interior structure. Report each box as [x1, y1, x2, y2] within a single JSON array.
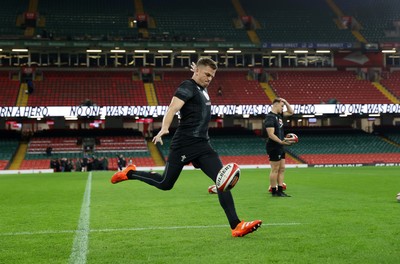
[[0, 0, 400, 172]]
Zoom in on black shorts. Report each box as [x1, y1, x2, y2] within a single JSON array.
[[168, 140, 216, 165], [267, 148, 286, 161], [167, 140, 223, 182]]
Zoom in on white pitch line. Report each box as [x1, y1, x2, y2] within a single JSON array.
[[91, 222, 302, 233], [0, 222, 302, 237], [68, 172, 92, 264]]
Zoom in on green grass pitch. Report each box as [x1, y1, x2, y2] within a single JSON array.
[[0, 166, 399, 264]]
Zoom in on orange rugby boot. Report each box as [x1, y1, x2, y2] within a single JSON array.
[[231, 220, 262, 237], [110, 164, 137, 184]]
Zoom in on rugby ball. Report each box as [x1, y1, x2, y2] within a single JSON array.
[[268, 182, 287, 193], [397, 192, 400, 202], [216, 163, 240, 192], [285, 133, 299, 144], [208, 185, 218, 194]]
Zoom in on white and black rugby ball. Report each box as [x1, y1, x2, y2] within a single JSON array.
[[216, 163, 240, 192]]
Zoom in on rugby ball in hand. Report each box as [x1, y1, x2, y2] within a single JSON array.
[[285, 133, 299, 144], [216, 163, 240, 192], [208, 185, 218, 194]]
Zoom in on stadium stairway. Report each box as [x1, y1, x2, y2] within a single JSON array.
[[351, 30, 368, 43], [327, 0, 368, 42], [134, 0, 144, 13], [24, 0, 39, 37], [16, 83, 29, 106], [8, 142, 28, 170], [326, 0, 344, 17], [137, 0, 155, 34], [285, 152, 305, 164], [381, 137, 400, 148], [372, 82, 400, 104], [232, 0, 260, 44], [327, 0, 368, 43], [147, 141, 165, 166], [144, 83, 158, 106], [232, 0, 246, 17], [247, 30, 260, 45], [259, 82, 277, 102]]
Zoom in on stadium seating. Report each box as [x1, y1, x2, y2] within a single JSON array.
[[143, 0, 249, 42], [372, 125, 400, 145], [108, 156, 156, 170], [268, 71, 390, 104], [336, 0, 400, 42], [0, 1, 26, 36], [95, 136, 148, 152], [0, 131, 21, 170], [379, 71, 400, 98], [0, 138, 19, 170], [0, 160, 8, 170], [21, 129, 157, 170], [27, 137, 82, 153], [241, 0, 355, 43], [157, 127, 301, 166], [299, 153, 400, 165], [154, 70, 270, 105], [0, 72, 20, 107], [287, 127, 400, 164], [153, 71, 190, 105], [27, 71, 148, 106], [19, 159, 51, 170], [38, 0, 137, 39]]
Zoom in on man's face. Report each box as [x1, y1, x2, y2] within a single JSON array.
[[273, 101, 284, 113], [278, 102, 284, 113], [195, 65, 216, 88]]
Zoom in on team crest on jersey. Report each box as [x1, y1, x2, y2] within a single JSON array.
[[202, 89, 210, 100], [279, 118, 283, 128]]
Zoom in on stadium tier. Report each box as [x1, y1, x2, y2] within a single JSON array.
[[1, 125, 399, 170], [3, 68, 396, 107], [21, 130, 157, 170], [1, 0, 399, 45]]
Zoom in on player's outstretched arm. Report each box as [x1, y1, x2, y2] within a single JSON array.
[[152, 96, 185, 145]]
